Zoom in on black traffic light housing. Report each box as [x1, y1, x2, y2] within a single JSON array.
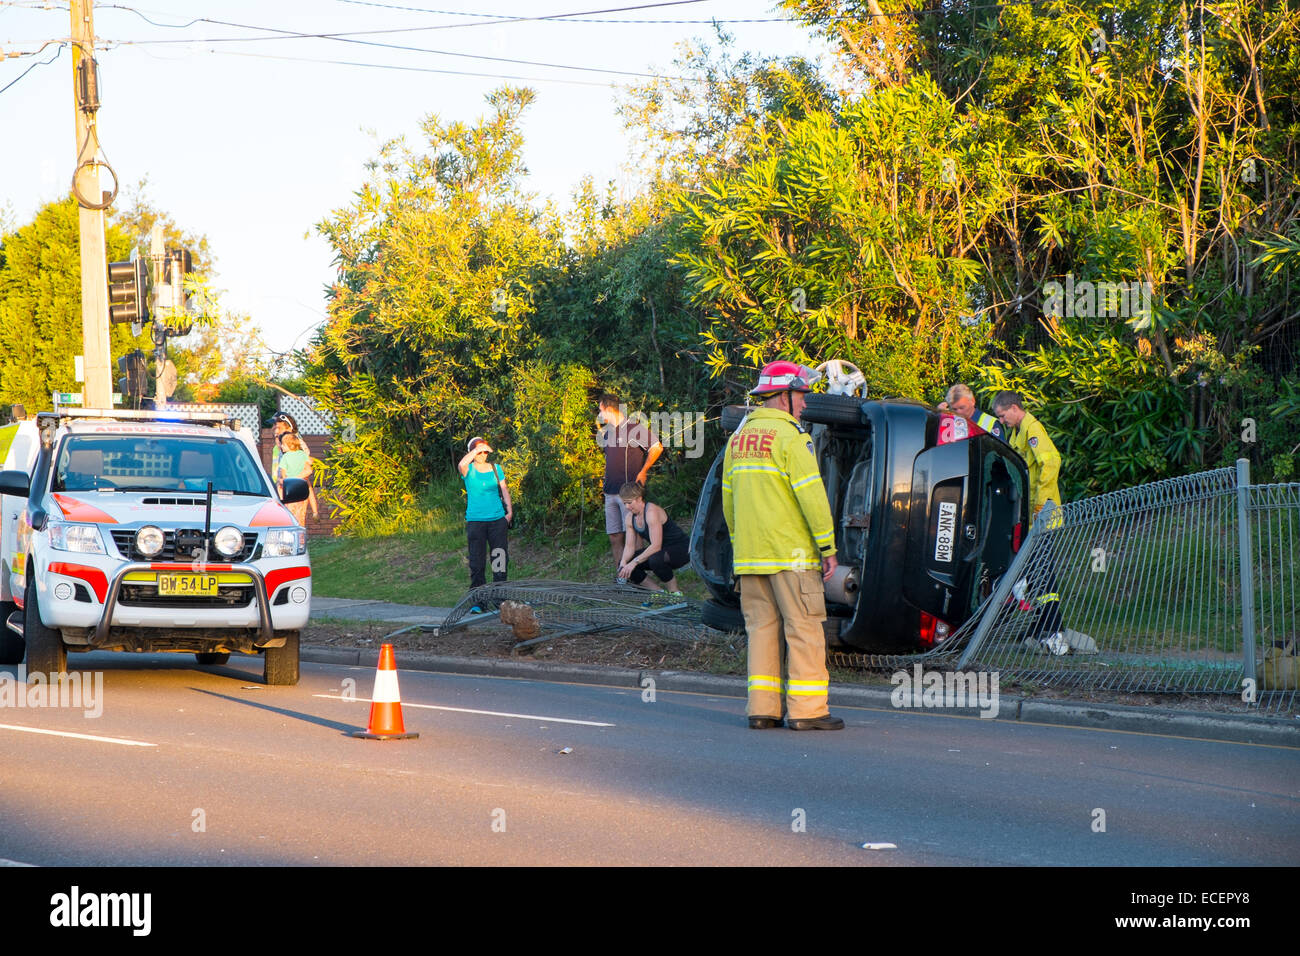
[[107, 258, 149, 325], [116, 349, 148, 404]]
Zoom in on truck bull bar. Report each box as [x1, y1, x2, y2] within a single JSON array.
[[92, 561, 277, 647]]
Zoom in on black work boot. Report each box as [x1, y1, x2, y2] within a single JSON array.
[[787, 714, 845, 731]]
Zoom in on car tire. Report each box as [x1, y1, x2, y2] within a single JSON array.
[[701, 599, 746, 633], [802, 393, 865, 426], [720, 404, 750, 433], [24, 574, 66, 676], [823, 615, 845, 647], [195, 652, 231, 665], [263, 631, 300, 686], [0, 601, 24, 665]]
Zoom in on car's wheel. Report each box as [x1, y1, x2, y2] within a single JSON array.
[[264, 631, 300, 686], [823, 615, 845, 647], [701, 599, 746, 633], [0, 601, 24, 665], [24, 575, 66, 676], [720, 404, 750, 432], [802, 393, 865, 426], [195, 652, 231, 665]]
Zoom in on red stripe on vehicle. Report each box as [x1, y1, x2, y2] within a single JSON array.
[[250, 501, 296, 527], [50, 494, 119, 524], [48, 562, 108, 603], [265, 566, 311, 596]]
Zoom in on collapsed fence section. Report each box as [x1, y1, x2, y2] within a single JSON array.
[[948, 464, 1298, 714], [440, 580, 725, 647]]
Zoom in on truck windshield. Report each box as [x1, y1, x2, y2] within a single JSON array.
[[53, 435, 269, 495]]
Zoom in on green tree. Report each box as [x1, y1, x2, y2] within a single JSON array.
[[0, 198, 145, 411], [310, 88, 567, 531], [671, 74, 1000, 403]]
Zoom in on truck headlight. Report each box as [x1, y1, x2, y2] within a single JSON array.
[[49, 521, 107, 554], [213, 525, 245, 558], [135, 525, 165, 558], [263, 528, 307, 557]]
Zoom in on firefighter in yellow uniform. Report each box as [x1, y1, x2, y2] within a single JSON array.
[[992, 390, 1067, 652], [992, 390, 1061, 517], [722, 361, 844, 731]]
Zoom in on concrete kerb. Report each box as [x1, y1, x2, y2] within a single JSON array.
[[300, 644, 1299, 747]]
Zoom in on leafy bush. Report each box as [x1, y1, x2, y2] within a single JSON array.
[[493, 362, 602, 534], [979, 328, 1194, 500]]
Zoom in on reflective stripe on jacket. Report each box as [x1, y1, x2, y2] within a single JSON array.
[[974, 410, 1004, 440], [721, 408, 835, 574]]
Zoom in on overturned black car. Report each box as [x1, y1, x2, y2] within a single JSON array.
[[690, 387, 1030, 654]]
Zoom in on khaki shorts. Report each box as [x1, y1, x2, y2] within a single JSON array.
[[604, 494, 629, 535]]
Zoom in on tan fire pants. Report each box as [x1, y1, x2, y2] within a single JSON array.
[[739, 569, 830, 720]]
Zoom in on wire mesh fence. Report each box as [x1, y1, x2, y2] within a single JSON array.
[[440, 580, 725, 647], [436, 466, 1296, 715], [939, 463, 1299, 714]]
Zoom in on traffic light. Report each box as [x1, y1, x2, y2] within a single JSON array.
[[107, 258, 149, 325], [160, 247, 194, 336], [117, 349, 147, 401]]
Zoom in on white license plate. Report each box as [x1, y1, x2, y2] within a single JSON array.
[[934, 501, 957, 563]]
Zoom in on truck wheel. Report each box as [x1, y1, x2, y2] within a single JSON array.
[[0, 601, 23, 665], [264, 631, 300, 686], [701, 599, 746, 633], [24, 576, 67, 676], [195, 652, 231, 665], [802, 393, 865, 426]]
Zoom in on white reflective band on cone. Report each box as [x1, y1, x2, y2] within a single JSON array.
[[371, 668, 401, 703]]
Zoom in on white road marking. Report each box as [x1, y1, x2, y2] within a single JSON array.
[[0, 858, 36, 867], [0, 722, 156, 747], [313, 694, 615, 727]]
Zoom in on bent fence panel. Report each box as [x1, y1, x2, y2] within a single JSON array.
[[934, 465, 1298, 714], [441, 580, 722, 646]]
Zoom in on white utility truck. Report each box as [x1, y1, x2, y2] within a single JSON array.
[[0, 408, 311, 684]]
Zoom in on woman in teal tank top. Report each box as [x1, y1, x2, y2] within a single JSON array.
[[458, 437, 514, 603]]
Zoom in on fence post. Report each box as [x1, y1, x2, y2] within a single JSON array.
[[1236, 458, 1256, 692]]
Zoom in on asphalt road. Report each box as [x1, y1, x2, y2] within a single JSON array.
[[1, 652, 1296, 867]]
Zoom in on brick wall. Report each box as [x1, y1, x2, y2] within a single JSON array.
[[261, 430, 341, 538]]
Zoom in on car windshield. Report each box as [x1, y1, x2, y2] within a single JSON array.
[[53, 434, 269, 495]]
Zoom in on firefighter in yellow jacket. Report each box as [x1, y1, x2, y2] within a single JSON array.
[[991, 390, 1062, 517], [722, 361, 844, 731], [992, 390, 1068, 653]]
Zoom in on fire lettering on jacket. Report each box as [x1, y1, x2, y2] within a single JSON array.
[[729, 429, 775, 459]]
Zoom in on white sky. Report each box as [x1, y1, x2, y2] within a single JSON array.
[[1, 0, 828, 362]]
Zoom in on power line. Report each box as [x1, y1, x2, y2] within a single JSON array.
[[0, 40, 63, 96], [332, 0, 790, 24], [330, 0, 1059, 24], [102, 5, 695, 79], [210, 48, 623, 87]]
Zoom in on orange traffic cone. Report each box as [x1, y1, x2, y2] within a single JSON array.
[[352, 643, 419, 740]]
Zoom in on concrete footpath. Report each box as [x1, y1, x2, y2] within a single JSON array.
[[307, 597, 1299, 748]]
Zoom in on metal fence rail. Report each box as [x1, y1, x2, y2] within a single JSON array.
[[937, 463, 1298, 713]]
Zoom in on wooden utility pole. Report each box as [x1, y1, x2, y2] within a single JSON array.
[[70, 0, 113, 409]]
